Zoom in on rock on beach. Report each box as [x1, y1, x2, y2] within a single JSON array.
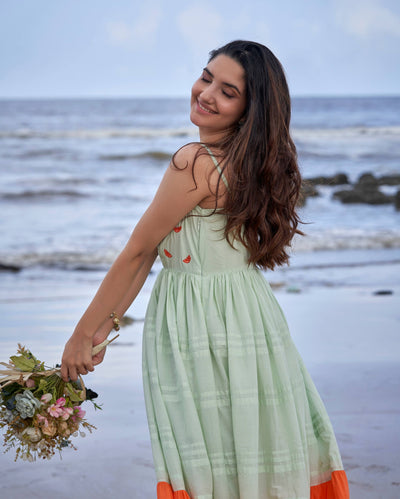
[[333, 173, 395, 205], [300, 172, 400, 207]]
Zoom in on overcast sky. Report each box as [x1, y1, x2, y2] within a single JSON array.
[[0, 0, 399, 98]]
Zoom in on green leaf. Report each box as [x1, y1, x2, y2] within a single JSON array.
[[33, 378, 50, 398], [10, 355, 36, 371], [91, 401, 103, 411], [64, 383, 83, 403]]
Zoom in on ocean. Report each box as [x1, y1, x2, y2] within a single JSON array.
[[0, 96, 399, 294], [1, 97, 399, 499]]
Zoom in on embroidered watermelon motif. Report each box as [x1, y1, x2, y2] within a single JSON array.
[[164, 249, 172, 258], [183, 255, 191, 264], [173, 226, 182, 233]]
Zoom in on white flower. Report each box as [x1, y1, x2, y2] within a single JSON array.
[[4, 409, 16, 423], [21, 427, 42, 443]]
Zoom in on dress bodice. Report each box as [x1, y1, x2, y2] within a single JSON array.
[[158, 205, 250, 274]]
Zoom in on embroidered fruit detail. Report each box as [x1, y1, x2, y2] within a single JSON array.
[[164, 249, 172, 258], [173, 226, 182, 233], [183, 255, 191, 264]]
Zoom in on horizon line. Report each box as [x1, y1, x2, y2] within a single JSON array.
[[0, 93, 399, 101]]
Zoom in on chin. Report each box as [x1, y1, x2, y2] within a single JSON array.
[[189, 107, 204, 128], [189, 111, 198, 127]]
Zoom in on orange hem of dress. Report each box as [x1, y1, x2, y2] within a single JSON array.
[[157, 470, 349, 498], [310, 470, 350, 499], [157, 481, 191, 499]]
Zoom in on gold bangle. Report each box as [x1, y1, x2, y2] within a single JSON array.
[[109, 311, 121, 331]]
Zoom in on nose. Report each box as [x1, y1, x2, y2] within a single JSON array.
[[200, 83, 215, 103]]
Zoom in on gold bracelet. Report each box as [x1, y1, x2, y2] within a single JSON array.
[[109, 311, 121, 331]]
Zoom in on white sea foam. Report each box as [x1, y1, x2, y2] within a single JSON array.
[[293, 125, 400, 140], [0, 126, 197, 140], [2, 125, 399, 141], [292, 230, 400, 252]]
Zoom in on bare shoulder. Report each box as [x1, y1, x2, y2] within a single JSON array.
[[172, 142, 218, 182]]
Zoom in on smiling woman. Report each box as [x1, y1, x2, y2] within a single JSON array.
[[190, 55, 247, 141], [61, 40, 349, 499]]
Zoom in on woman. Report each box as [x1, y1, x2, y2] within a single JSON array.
[[62, 40, 349, 498]]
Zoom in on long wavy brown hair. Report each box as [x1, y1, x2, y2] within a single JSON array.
[[178, 40, 303, 270]]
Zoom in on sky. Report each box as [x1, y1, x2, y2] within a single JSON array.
[[0, 0, 399, 98]]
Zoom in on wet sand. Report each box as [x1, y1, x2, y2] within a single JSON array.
[[0, 262, 399, 498]]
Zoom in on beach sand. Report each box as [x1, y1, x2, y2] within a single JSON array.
[[0, 258, 399, 498]]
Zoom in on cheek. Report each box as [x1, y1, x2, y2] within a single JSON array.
[[233, 99, 247, 121], [221, 101, 245, 121], [191, 80, 202, 99]]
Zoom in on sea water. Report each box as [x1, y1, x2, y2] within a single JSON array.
[[1, 97, 399, 499], [0, 96, 399, 290]]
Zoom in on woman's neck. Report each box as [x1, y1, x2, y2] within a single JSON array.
[[198, 127, 230, 143]]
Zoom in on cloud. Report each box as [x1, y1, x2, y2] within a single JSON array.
[[106, 6, 162, 49], [177, 3, 224, 57], [107, 21, 132, 45], [335, 0, 400, 38]]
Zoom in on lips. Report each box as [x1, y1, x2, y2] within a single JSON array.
[[197, 99, 217, 114]]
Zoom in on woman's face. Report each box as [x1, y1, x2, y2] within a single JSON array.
[[190, 54, 247, 140]]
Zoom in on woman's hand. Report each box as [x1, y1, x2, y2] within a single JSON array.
[[60, 331, 95, 382], [91, 329, 111, 366]]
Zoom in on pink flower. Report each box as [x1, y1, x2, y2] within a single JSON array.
[[71, 406, 86, 421], [47, 403, 63, 418], [61, 407, 73, 421], [25, 378, 35, 388], [41, 393, 52, 404], [37, 414, 49, 427], [56, 397, 66, 407]]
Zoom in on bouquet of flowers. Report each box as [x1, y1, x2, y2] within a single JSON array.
[[0, 337, 117, 461]]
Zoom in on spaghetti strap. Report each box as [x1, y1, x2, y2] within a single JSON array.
[[201, 143, 230, 190]]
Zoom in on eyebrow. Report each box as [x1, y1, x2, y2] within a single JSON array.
[[203, 67, 242, 95]]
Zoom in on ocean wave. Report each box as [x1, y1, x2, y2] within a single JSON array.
[[293, 125, 400, 140], [0, 127, 197, 140], [17, 148, 72, 159], [1, 125, 399, 141], [0, 251, 114, 271], [1, 230, 400, 271], [298, 150, 348, 160], [99, 151, 171, 161], [292, 230, 400, 252], [0, 189, 86, 200]]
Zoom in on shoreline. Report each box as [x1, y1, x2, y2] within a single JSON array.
[[0, 249, 399, 498]]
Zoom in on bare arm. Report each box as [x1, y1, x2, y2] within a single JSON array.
[[61, 145, 213, 381], [90, 248, 158, 366]]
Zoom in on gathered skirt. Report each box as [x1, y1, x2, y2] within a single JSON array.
[[142, 267, 349, 498]]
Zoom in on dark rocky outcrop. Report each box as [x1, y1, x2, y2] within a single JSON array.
[[378, 174, 400, 186], [333, 172, 394, 205], [395, 190, 400, 211], [305, 173, 349, 186], [298, 181, 319, 206], [0, 263, 21, 272], [299, 171, 400, 207]]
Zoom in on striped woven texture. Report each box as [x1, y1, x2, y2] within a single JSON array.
[[142, 205, 349, 498]]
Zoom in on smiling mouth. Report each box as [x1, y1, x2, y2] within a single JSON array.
[[197, 100, 217, 114]]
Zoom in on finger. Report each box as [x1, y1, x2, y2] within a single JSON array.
[[85, 360, 94, 372], [92, 351, 105, 366], [60, 363, 69, 382], [68, 366, 79, 382]]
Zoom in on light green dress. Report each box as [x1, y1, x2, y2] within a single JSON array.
[[142, 149, 347, 499]]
